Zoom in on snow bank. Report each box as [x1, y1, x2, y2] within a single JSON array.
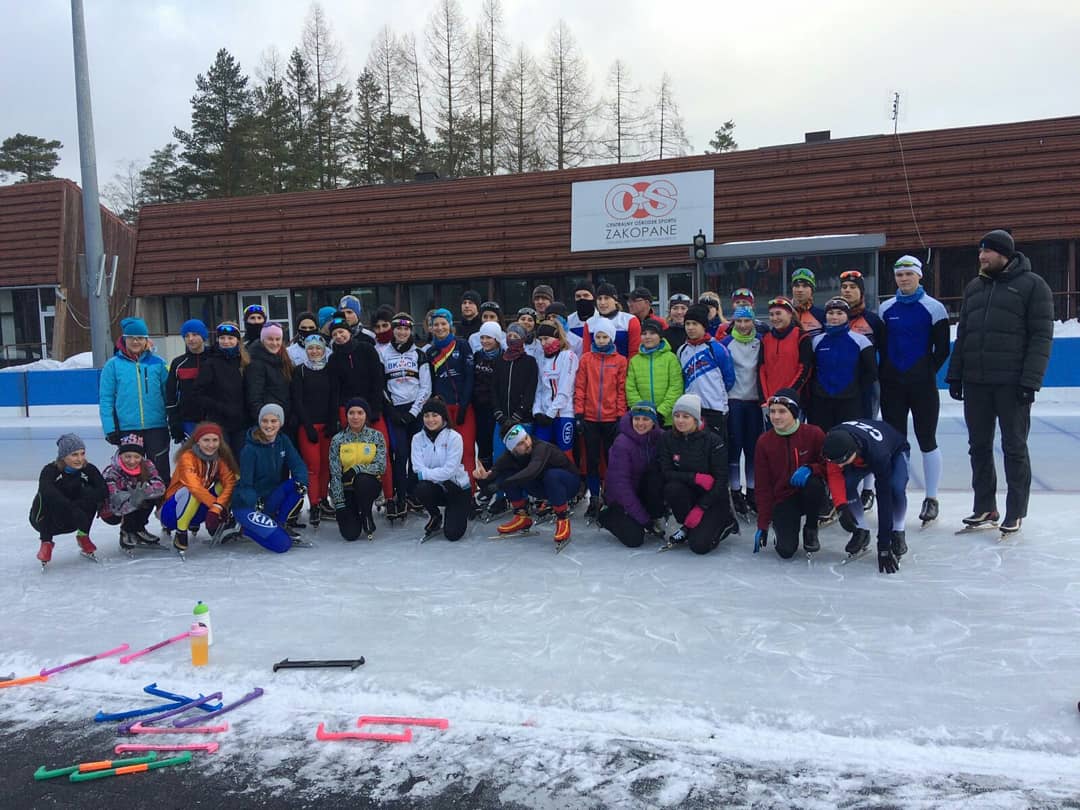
[[0, 351, 93, 372]]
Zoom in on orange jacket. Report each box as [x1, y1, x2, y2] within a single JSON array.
[[574, 350, 627, 422], [164, 449, 238, 509]]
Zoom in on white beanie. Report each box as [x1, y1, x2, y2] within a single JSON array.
[[672, 393, 702, 425], [591, 317, 617, 342], [478, 321, 504, 342], [504, 424, 530, 453], [893, 255, 923, 278]]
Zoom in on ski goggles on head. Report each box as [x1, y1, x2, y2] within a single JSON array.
[[517, 307, 538, 319], [480, 300, 501, 313], [390, 317, 413, 329], [698, 294, 720, 306], [731, 287, 754, 300], [767, 394, 799, 409], [767, 296, 795, 313], [243, 304, 266, 319], [893, 257, 922, 270], [839, 270, 863, 281], [668, 293, 692, 305], [216, 323, 241, 338]]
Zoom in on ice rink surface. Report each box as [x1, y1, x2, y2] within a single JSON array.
[[3, 403, 1080, 808]]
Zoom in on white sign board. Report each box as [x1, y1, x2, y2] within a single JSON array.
[[570, 170, 714, 252]]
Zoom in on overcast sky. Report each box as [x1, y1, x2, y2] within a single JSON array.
[[3, 0, 1078, 187]]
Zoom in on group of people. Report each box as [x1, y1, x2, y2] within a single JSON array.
[[31, 229, 1054, 573]]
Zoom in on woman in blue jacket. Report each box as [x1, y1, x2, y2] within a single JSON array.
[[233, 403, 309, 552], [98, 316, 171, 481]]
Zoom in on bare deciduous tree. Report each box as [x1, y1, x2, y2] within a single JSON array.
[[542, 20, 594, 170], [497, 44, 547, 173], [302, 1, 346, 188], [425, 0, 468, 176], [599, 59, 644, 164], [645, 73, 691, 160]]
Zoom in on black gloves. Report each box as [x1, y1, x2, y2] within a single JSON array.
[[304, 425, 319, 444], [106, 431, 121, 446], [533, 413, 553, 428], [455, 406, 468, 426], [323, 420, 339, 438], [170, 426, 186, 444], [878, 547, 900, 574], [1018, 386, 1036, 404], [838, 502, 858, 534], [948, 381, 963, 401], [393, 409, 414, 427]]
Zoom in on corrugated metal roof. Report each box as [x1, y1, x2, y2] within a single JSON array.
[[132, 115, 1080, 296]]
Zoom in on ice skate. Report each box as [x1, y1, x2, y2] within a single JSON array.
[[956, 510, 999, 535], [76, 533, 99, 563], [802, 526, 820, 554], [553, 515, 572, 553], [657, 526, 688, 553], [842, 528, 871, 564], [998, 516, 1022, 541], [492, 509, 534, 539], [384, 497, 407, 526], [362, 512, 376, 541], [533, 500, 553, 524], [419, 512, 443, 544], [209, 516, 241, 546], [37, 540, 53, 571], [731, 490, 750, 522], [584, 497, 600, 525], [309, 505, 321, 531], [891, 530, 907, 558], [173, 530, 189, 562], [481, 494, 508, 523], [718, 515, 741, 543], [133, 528, 164, 547], [860, 489, 875, 513], [818, 506, 838, 528], [919, 497, 939, 528], [319, 501, 337, 522]]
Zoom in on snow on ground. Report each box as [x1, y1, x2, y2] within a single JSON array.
[[3, 413, 1080, 807]]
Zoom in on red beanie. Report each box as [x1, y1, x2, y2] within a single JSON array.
[[191, 423, 223, 444]]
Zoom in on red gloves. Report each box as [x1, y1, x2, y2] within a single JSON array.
[[684, 506, 704, 529], [694, 473, 714, 490]]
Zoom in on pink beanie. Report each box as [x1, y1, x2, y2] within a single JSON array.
[[261, 323, 283, 340]]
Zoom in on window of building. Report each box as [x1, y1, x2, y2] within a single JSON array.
[[1018, 240, 1069, 320], [0, 287, 47, 365], [161, 294, 229, 334], [937, 246, 979, 317]]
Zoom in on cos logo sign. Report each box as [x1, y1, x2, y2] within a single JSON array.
[[604, 179, 678, 220], [246, 511, 276, 529]]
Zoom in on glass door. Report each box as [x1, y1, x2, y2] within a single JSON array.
[[630, 269, 695, 316], [238, 290, 293, 340]]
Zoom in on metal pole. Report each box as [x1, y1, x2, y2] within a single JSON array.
[[71, 0, 112, 367]]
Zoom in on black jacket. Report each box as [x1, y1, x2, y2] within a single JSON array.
[[491, 438, 577, 488], [492, 354, 538, 429], [290, 364, 335, 430], [165, 350, 207, 434], [658, 427, 728, 511], [664, 324, 687, 354], [194, 347, 247, 431], [245, 342, 292, 423], [31, 462, 107, 529], [327, 337, 385, 422], [472, 349, 499, 409], [946, 252, 1054, 390]]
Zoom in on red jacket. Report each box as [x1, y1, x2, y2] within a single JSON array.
[[758, 326, 814, 402], [753, 423, 826, 530], [574, 350, 627, 422]]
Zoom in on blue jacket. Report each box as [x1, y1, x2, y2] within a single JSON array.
[[826, 419, 909, 548], [879, 288, 951, 384], [98, 349, 169, 434], [810, 326, 877, 399], [426, 337, 474, 407], [233, 427, 309, 511]]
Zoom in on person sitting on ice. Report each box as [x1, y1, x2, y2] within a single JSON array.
[[473, 424, 582, 550], [99, 433, 167, 554], [597, 401, 667, 548], [161, 422, 240, 554], [752, 389, 828, 559], [410, 397, 472, 542], [233, 403, 309, 552], [30, 433, 107, 567], [657, 393, 740, 554], [822, 419, 910, 574], [329, 397, 387, 542]]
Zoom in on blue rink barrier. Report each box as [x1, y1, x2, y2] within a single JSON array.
[[935, 337, 1080, 388]]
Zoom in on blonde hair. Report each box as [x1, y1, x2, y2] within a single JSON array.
[[216, 322, 250, 369]]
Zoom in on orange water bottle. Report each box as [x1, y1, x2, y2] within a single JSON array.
[[189, 623, 209, 667]]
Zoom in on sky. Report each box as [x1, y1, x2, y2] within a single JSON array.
[[2, 0, 1079, 188]]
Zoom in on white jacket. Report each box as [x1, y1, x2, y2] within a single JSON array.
[[533, 349, 579, 419], [411, 427, 470, 489], [381, 343, 432, 414]]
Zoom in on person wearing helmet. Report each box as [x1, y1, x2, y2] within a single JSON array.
[[823, 419, 910, 575]]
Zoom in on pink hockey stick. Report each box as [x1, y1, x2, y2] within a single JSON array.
[[40, 644, 130, 676], [120, 632, 191, 664]]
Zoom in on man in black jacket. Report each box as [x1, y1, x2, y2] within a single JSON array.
[[945, 229, 1053, 537]]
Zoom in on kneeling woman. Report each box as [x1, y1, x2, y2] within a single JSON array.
[[233, 404, 309, 552], [410, 397, 472, 541], [161, 422, 240, 553], [658, 394, 740, 554], [598, 402, 666, 548], [329, 397, 387, 541], [30, 433, 108, 565]]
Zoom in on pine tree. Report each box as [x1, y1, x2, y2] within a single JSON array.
[[173, 48, 256, 198], [251, 50, 294, 194], [0, 133, 62, 183], [302, 2, 346, 189], [285, 48, 318, 189], [351, 70, 385, 185], [139, 143, 186, 203], [368, 25, 405, 182], [322, 82, 353, 189], [706, 120, 738, 153]]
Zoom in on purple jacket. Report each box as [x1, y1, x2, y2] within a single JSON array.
[[605, 413, 663, 525]]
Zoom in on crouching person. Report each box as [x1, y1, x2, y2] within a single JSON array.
[[233, 404, 309, 552], [100, 434, 167, 554], [410, 397, 472, 541], [753, 389, 827, 558], [658, 394, 740, 554], [474, 424, 581, 550], [31, 433, 107, 566], [598, 402, 666, 548], [329, 398, 387, 542], [161, 422, 240, 553], [823, 419, 911, 574]]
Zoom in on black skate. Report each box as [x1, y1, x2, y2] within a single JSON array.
[[384, 498, 407, 525], [842, 528, 871, 564], [481, 495, 509, 523], [919, 497, 939, 528], [956, 510, 999, 535], [818, 506, 838, 528], [657, 526, 688, 553], [731, 490, 750, 522], [309, 506, 321, 531], [745, 488, 757, 514], [802, 526, 820, 554], [584, 498, 600, 525], [891, 530, 907, 558], [860, 489, 875, 513], [362, 512, 376, 541], [419, 512, 443, 544], [718, 515, 740, 542], [998, 516, 1022, 541]]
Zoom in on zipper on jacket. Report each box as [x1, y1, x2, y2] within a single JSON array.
[[597, 356, 605, 421]]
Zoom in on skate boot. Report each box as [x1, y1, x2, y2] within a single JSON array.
[[845, 528, 871, 557], [132, 528, 162, 547], [658, 526, 688, 552], [891, 530, 907, 558], [718, 514, 741, 542], [76, 533, 98, 562], [384, 497, 406, 524], [745, 488, 757, 514], [362, 511, 376, 540], [860, 489, 875, 513], [919, 497, 939, 527], [421, 512, 443, 542], [584, 498, 600, 522], [37, 539, 54, 567], [119, 530, 137, 553], [999, 516, 1022, 538], [173, 530, 189, 559], [959, 510, 999, 533], [553, 513, 572, 553], [482, 494, 508, 522], [309, 504, 321, 530], [731, 490, 749, 520], [320, 501, 337, 521], [818, 506, 838, 528], [533, 500, 553, 523], [498, 508, 533, 535], [802, 526, 820, 554]]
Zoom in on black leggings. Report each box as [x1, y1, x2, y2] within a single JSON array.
[[663, 480, 734, 555], [337, 474, 382, 541], [583, 420, 618, 495], [810, 395, 862, 433], [599, 468, 666, 548], [410, 479, 471, 541], [881, 380, 940, 452], [100, 506, 155, 532], [770, 476, 827, 559]]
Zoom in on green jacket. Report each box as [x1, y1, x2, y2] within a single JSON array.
[[626, 339, 684, 423]]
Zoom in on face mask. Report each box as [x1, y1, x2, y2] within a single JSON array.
[[575, 299, 596, 320]]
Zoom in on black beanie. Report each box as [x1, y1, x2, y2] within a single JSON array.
[[596, 282, 618, 299], [769, 387, 801, 419], [823, 428, 859, 463], [684, 304, 711, 327], [641, 318, 665, 336], [574, 281, 595, 296], [979, 229, 1015, 258], [420, 397, 449, 424], [462, 290, 482, 306]]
